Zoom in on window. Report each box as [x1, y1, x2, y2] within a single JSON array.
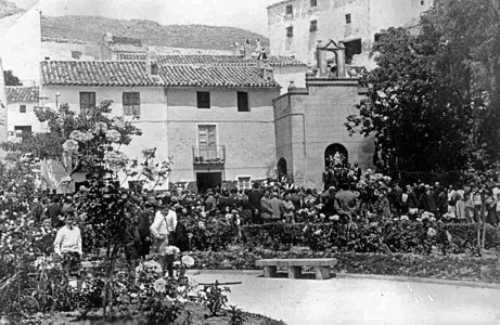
[[310, 0, 317, 7], [14, 125, 32, 138], [197, 91, 211, 109], [345, 13, 351, 24], [71, 51, 82, 60], [123, 92, 141, 116], [237, 92, 249, 112], [286, 26, 294, 38], [344, 38, 362, 64], [238, 177, 251, 190], [79, 92, 96, 113], [19, 105, 26, 113], [310, 20, 318, 32], [285, 4, 293, 15], [198, 125, 216, 146], [150, 62, 159, 75]]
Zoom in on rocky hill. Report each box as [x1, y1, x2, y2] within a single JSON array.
[[41, 15, 269, 51], [0, 0, 24, 19]]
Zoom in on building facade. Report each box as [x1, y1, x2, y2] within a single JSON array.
[[267, 0, 433, 67], [39, 59, 280, 192], [5, 86, 46, 140], [274, 79, 373, 189], [40, 60, 169, 162]]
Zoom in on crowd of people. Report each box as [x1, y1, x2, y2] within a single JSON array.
[[1, 161, 499, 278]]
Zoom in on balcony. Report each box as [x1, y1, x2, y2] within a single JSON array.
[[192, 145, 226, 166]]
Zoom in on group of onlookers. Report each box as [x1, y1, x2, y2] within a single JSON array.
[[1, 166, 499, 277]]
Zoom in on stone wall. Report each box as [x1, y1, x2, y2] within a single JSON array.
[[267, 0, 432, 67], [273, 79, 374, 189]]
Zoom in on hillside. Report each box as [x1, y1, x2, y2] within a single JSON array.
[[0, 0, 23, 19], [41, 15, 269, 51]]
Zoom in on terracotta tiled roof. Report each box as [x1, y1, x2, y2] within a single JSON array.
[[154, 54, 306, 67], [6, 86, 39, 103], [40, 60, 279, 88], [41, 61, 165, 87], [160, 65, 279, 88]]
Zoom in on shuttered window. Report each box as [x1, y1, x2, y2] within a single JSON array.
[[79, 92, 96, 113], [237, 91, 249, 112], [123, 92, 141, 116], [197, 91, 211, 109]]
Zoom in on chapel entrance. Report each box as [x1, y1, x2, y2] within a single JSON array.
[[196, 172, 222, 193]]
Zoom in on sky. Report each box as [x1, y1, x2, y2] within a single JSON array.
[[39, 0, 277, 36]]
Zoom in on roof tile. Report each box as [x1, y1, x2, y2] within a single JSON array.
[[6, 86, 39, 103], [41, 61, 165, 87], [41, 60, 279, 88]]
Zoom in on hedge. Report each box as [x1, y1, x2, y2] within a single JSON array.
[[240, 222, 500, 254]]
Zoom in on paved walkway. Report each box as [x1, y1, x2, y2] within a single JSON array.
[[190, 271, 500, 325]]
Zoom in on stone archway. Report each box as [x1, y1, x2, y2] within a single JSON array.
[[277, 157, 287, 180], [325, 143, 348, 168]]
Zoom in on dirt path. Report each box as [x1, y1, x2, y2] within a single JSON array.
[[190, 270, 500, 325]]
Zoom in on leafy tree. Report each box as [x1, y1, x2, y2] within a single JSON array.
[[3, 70, 22, 86], [346, 0, 500, 174], [1, 100, 172, 316], [425, 0, 500, 163]]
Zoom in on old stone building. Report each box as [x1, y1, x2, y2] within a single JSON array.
[[273, 40, 373, 189], [267, 0, 433, 68]]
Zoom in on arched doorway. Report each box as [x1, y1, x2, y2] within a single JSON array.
[[277, 158, 287, 180], [325, 143, 348, 168]]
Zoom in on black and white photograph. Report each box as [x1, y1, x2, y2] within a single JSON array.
[[0, 0, 499, 324]]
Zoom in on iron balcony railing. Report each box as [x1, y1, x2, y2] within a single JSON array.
[[192, 145, 226, 164]]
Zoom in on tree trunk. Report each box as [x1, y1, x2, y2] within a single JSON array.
[[102, 244, 119, 318]]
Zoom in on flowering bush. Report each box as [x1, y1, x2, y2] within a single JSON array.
[[70, 130, 94, 142], [62, 139, 79, 153], [103, 150, 128, 171], [105, 129, 121, 143]]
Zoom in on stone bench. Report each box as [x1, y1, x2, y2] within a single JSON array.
[[256, 258, 337, 280]]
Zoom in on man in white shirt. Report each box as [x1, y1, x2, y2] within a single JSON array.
[[53, 214, 82, 275], [150, 203, 178, 276]]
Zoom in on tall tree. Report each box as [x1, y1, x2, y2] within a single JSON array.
[[346, 0, 500, 175]]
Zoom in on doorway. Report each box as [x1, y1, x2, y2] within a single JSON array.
[[277, 158, 288, 180], [325, 143, 348, 168], [196, 172, 222, 193]]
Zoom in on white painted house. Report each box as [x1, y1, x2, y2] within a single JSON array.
[[40, 59, 281, 191], [5, 86, 46, 140]]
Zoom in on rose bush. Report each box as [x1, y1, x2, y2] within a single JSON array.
[[184, 220, 500, 254]]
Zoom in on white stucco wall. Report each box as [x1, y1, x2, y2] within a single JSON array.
[[0, 4, 41, 85], [7, 102, 47, 133], [40, 86, 169, 161], [41, 40, 95, 61], [273, 65, 307, 94], [166, 87, 279, 183]]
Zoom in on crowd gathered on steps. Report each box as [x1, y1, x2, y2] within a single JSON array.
[[1, 164, 500, 277]]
